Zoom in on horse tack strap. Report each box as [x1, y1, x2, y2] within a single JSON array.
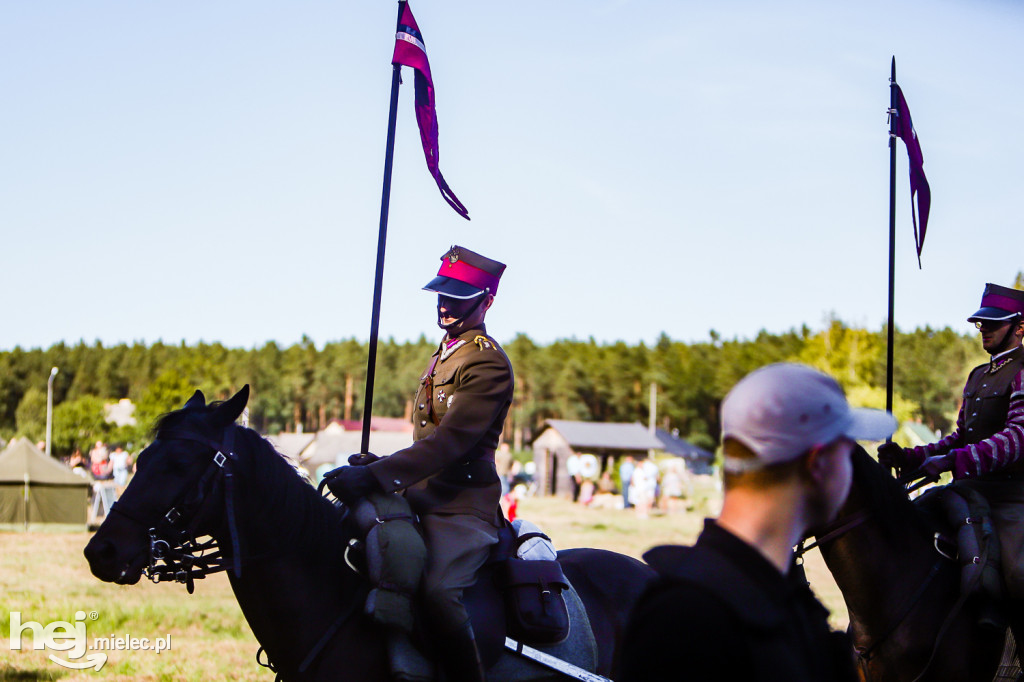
[[143, 426, 245, 581], [255, 589, 365, 679], [297, 602, 361, 674], [797, 509, 871, 557], [421, 352, 443, 426], [858, 560, 942, 660]]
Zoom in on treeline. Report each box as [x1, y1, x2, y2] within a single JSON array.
[[0, 320, 986, 456]]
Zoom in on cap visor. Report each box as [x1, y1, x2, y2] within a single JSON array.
[[422, 276, 485, 299], [844, 408, 898, 442], [967, 307, 1018, 323]]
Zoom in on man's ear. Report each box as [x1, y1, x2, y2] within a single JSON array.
[[802, 448, 828, 484]]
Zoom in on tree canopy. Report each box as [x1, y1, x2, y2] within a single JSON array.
[[0, 321, 987, 456]]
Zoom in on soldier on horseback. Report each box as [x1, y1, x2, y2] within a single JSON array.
[[325, 245, 512, 682], [879, 282, 1024, 639]]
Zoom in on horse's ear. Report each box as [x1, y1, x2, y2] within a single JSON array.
[[184, 390, 206, 410], [212, 385, 250, 427]]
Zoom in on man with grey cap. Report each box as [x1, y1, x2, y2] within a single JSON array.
[[879, 282, 1024, 633], [620, 363, 895, 682], [326, 245, 512, 682]]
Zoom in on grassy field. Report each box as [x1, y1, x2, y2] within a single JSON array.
[[0, 494, 847, 681]]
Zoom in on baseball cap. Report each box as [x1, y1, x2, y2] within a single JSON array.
[[423, 245, 506, 300], [967, 283, 1024, 323], [721, 363, 897, 473]]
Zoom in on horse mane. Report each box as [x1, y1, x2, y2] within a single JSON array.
[[849, 444, 933, 541], [235, 427, 348, 558]]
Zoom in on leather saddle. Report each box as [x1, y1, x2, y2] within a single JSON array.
[[343, 494, 593, 673]]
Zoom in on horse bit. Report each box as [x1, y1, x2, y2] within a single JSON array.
[[109, 427, 244, 594]]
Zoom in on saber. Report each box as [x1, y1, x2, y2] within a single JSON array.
[[504, 638, 613, 682]]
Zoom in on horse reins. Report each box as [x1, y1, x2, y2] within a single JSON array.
[[796, 474, 977, 682], [795, 509, 872, 557]]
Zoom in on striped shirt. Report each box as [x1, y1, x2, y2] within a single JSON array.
[[907, 346, 1024, 478]]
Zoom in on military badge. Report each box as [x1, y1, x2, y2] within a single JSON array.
[[446, 246, 460, 266], [437, 389, 447, 403]]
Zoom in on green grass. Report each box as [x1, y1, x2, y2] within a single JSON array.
[[0, 495, 848, 679]]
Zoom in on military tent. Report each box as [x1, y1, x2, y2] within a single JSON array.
[[0, 438, 89, 531]]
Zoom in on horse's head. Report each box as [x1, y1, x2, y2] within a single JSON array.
[[842, 444, 922, 524], [811, 443, 934, 563], [84, 386, 249, 587]]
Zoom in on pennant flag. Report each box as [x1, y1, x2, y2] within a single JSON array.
[[893, 84, 930, 265], [392, 2, 470, 220]]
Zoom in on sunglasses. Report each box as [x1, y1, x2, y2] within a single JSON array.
[[975, 319, 1017, 331]]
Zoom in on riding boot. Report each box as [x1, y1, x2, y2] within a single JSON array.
[[439, 620, 486, 682]]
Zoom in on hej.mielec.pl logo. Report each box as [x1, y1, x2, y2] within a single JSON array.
[[8, 610, 172, 671]]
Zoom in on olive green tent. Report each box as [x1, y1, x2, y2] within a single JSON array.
[[0, 438, 89, 531]]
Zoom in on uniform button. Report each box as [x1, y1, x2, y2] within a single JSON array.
[[467, 474, 472, 479], [393, 479, 401, 486], [420, 420, 427, 427], [418, 404, 425, 409], [431, 371, 436, 377]]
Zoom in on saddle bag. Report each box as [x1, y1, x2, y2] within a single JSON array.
[[503, 524, 570, 645], [351, 492, 427, 635]]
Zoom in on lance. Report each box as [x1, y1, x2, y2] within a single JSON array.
[[360, 0, 406, 455], [885, 56, 897, 423], [884, 56, 901, 481]]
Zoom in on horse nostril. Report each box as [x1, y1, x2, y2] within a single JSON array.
[[84, 538, 115, 566]]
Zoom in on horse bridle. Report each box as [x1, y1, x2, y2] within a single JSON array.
[[114, 423, 361, 680], [794, 475, 970, 682], [108, 426, 243, 594]]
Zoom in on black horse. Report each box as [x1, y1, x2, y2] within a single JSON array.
[[813, 446, 1008, 681], [84, 387, 654, 681]]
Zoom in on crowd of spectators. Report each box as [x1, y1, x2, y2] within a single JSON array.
[[65, 439, 135, 521]]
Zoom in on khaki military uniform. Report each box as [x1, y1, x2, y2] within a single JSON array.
[[369, 324, 514, 632]]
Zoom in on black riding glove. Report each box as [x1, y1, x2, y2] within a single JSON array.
[[324, 464, 381, 505], [348, 452, 382, 466], [876, 442, 906, 469], [917, 453, 954, 480]]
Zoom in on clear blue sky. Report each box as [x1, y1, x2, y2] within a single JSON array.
[[3, 0, 1022, 351]]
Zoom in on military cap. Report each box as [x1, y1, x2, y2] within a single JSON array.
[[423, 245, 506, 299], [968, 283, 1024, 323]]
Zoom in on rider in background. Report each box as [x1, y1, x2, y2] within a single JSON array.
[[620, 363, 896, 681], [326, 245, 512, 682], [879, 282, 1024, 636]]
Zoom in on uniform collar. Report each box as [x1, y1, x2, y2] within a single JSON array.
[[443, 324, 487, 345], [435, 326, 487, 362], [990, 345, 1023, 372]]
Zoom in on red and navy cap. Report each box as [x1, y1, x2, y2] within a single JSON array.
[[968, 283, 1024, 323], [423, 245, 506, 299]]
